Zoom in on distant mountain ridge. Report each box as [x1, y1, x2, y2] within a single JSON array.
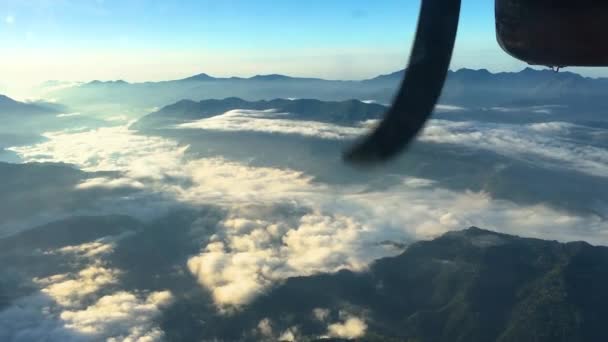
[[77, 67, 604, 87], [81, 72, 334, 86], [46, 67, 608, 115], [80, 67, 602, 85]]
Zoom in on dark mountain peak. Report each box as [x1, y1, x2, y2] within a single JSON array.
[[249, 228, 608, 341], [172, 99, 198, 106], [565, 239, 594, 250], [220, 96, 247, 102], [366, 66, 589, 84], [454, 68, 492, 75], [249, 74, 294, 81], [448, 66, 588, 83], [197, 97, 249, 106], [149, 97, 250, 117], [365, 69, 406, 82], [439, 226, 512, 246], [0, 94, 59, 116], [451, 68, 493, 82], [464, 226, 495, 234], [512, 68, 586, 87], [511, 67, 584, 80], [86, 79, 129, 86], [0, 94, 17, 104], [342, 98, 368, 104], [520, 67, 558, 77], [179, 73, 216, 82], [522, 66, 540, 73]]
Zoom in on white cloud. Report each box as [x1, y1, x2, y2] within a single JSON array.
[[176, 109, 364, 140], [56, 241, 113, 257], [313, 308, 330, 322], [187, 178, 608, 307], [36, 265, 120, 307], [172, 104, 460, 140], [0, 289, 172, 342], [255, 318, 298, 341], [257, 318, 274, 337], [187, 211, 379, 307], [487, 105, 562, 114], [0, 239, 172, 341], [173, 158, 323, 205], [435, 104, 466, 112], [4, 15, 14, 25], [326, 316, 367, 339], [402, 177, 436, 188], [51, 231, 136, 258], [9, 125, 187, 179], [278, 327, 298, 341], [76, 177, 144, 190], [528, 121, 574, 133], [60, 291, 172, 341], [57, 112, 82, 118], [40, 81, 84, 94]]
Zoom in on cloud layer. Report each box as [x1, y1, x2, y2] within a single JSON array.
[[168, 107, 608, 178], [177, 109, 364, 140], [8, 124, 608, 309]]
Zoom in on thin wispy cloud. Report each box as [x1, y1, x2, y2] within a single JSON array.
[[177, 109, 364, 140], [171, 107, 608, 178]]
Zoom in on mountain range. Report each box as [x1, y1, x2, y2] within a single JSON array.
[[3, 207, 608, 342], [209, 227, 608, 342], [42, 68, 608, 114], [0, 95, 58, 118]]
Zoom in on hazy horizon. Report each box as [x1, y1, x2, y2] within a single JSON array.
[[2, 65, 605, 103], [4, 0, 608, 97]]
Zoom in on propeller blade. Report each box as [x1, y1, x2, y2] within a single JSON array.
[[344, 0, 461, 165]]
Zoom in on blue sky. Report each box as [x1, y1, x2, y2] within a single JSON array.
[[1, 0, 606, 88]]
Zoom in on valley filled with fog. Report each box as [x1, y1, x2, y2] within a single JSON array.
[[1, 68, 608, 341]]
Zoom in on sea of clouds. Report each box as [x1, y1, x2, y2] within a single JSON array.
[[1, 105, 607, 339]]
